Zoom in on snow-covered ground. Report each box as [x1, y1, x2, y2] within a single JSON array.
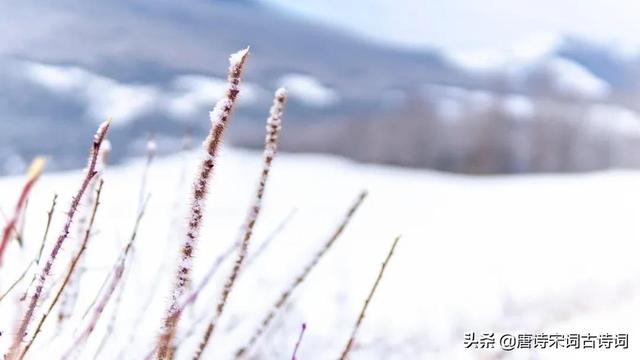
[[1, 147, 640, 359]]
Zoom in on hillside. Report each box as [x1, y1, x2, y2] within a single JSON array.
[[1, 147, 640, 358]]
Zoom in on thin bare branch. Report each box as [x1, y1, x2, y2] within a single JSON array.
[[62, 195, 149, 360], [156, 48, 250, 360], [291, 323, 307, 360], [234, 190, 368, 359], [6, 119, 111, 360], [338, 235, 400, 360], [193, 88, 287, 360], [19, 180, 104, 360]]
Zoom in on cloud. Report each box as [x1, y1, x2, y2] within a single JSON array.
[[278, 74, 339, 107], [23, 62, 160, 124], [21, 62, 265, 124], [168, 75, 263, 118]]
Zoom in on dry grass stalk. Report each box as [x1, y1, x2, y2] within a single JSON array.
[[291, 323, 307, 360], [6, 119, 111, 360], [94, 137, 155, 359], [338, 235, 400, 360], [0, 262, 34, 304], [234, 190, 368, 359], [1, 192, 55, 304], [36, 194, 58, 266], [192, 88, 287, 360], [181, 206, 297, 318], [19, 194, 58, 303], [138, 133, 156, 209], [62, 195, 149, 360], [245, 208, 296, 269], [19, 180, 104, 360], [58, 140, 110, 325], [0, 157, 46, 266], [15, 199, 28, 246], [118, 130, 193, 358], [156, 47, 250, 360], [139, 208, 296, 360]]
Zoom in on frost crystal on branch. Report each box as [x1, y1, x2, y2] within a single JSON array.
[[58, 137, 111, 326], [156, 48, 250, 360], [193, 88, 288, 360], [6, 119, 111, 360]]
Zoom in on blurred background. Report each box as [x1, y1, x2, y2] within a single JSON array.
[[4, 0, 640, 175]]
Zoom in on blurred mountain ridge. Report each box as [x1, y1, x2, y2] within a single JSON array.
[[2, 1, 640, 174]]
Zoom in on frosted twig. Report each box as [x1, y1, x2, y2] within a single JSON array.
[[117, 129, 193, 358], [6, 119, 111, 360], [0, 157, 46, 266], [19, 180, 104, 360], [20, 194, 59, 303], [234, 190, 368, 359], [138, 133, 156, 210], [245, 208, 296, 269], [138, 207, 296, 359], [94, 140, 154, 359], [291, 323, 307, 360], [58, 141, 110, 326], [62, 195, 149, 360], [193, 88, 287, 360], [36, 194, 58, 266], [156, 47, 250, 360], [0, 261, 34, 304], [338, 235, 400, 360], [180, 206, 297, 318]]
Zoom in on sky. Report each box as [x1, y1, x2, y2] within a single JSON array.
[[261, 0, 640, 56]]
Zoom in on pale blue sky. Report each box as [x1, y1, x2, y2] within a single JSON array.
[[261, 0, 640, 55]]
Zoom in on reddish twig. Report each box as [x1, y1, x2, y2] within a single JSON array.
[[291, 323, 307, 360], [137, 208, 297, 359], [181, 207, 297, 319], [6, 119, 111, 360], [58, 142, 110, 326], [245, 208, 297, 269], [62, 195, 149, 360], [94, 138, 154, 359], [156, 48, 250, 360], [234, 191, 368, 359], [0, 261, 35, 304], [338, 236, 400, 360], [19, 180, 104, 360], [36, 194, 58, 266], [116, 129, 194, 358], [20, 194, 58, 303], [193, 88, 287, 360], [0, 157, 46, 266]]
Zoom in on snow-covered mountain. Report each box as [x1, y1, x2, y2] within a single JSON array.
[[2, 1, 640, 174]]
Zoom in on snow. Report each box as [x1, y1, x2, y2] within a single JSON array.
[[146, 138, 157, 154], [229, 47, 250, 67], [541, 57, 611, 99], [587, 105, 640, 137], [1, 148, 640, 358], [23, 63, 159, 124], [446, 33, 562, 72], [501, 94, 535, 119], [423, 84, 535, 120], [169, 75, 261, 118], [22, 62, 263, 124], [278, 74, 339, 107], [209, 98, 233, 126]]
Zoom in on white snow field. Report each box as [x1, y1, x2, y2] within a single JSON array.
[[1, 147, 640, 359]]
